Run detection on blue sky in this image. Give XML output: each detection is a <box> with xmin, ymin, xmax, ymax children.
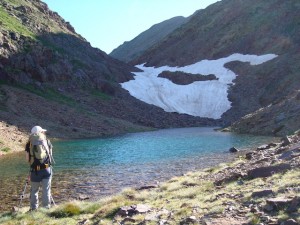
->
<box><xmin>43</xmin><ymin>0</ymin><xmax>220</xmax><ymax>54</ymax></box>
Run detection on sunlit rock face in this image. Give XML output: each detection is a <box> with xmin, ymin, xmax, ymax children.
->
<box><xmin>121</xmin><ymin>53</ymin><xmax>277</xmax><ymax>119</ymax></box>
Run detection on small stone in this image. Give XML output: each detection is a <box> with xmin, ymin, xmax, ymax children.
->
<box><xmin>77</xmin><ymin>195</ymin><xmax>90</xmax><ymax>200</ymax></box>
<box><xmin>257</xmin><ymin>144</ymin><xmax>269</xmax><ymax>150</ymax></box>
<box><xmin>250</xmin><ymin>205</ymin><xmax>259</xmax><ymax>213</ymax></box>
<box><xmin>11</xmin><ymin>206</ymin><xmax>18</xmax><ymax>212</ymax></box>
<box><xmin>180</xmin><ymin>216</ymin><xmax>198</xmax><ymax>224</ymax></box>
<box><xmin>77</xmin><ymin>219</ymin><xmax>89</xmax><ymax>225</ymax></box>
<box><xmin>159</xmin><ymin>219</ymin><xmax>168</xmax><ymax>225</ymax></box>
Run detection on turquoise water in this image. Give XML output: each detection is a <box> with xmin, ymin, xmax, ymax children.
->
<box><xmin>0</xmin><ymin>127</ymin><xmax>277</xmax><ymax>211</ymax></box>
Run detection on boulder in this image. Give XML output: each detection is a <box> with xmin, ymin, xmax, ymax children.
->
<box><xmin>251</xmin><ymin>189</ymin><xmax>274</xmax><ymax>198</ymax></box>
<box><xmin>117</xmin><ymin>204</ymin><xmax>151</xmax><ymax>217</ymax></box>
<box><xmin>279</xmin><ymin>149</ymin><xmax>300</xmax><ymax>160</ymax></box>
<box><xmin>266</xmin><ymin>197</ymin><xmax>293</xmax><ymax>210</ymax></box>
<box><xmin>287</xmin><ymin>196</ymin><xmax>300</xmax><ymax>212</ymax></box>
<box><xmin>282</xmin><ymin>136</ymin><xmax>293</xmax><ymax>146</ymax></box>
<box><xmin>247</xmin><ymin>163</ymin><xmax>291</xmax><ymax>178</ymax></box>
<box><xmin>281</xmin><ymin>219</ymin><xmax>299</xmax><ymax>225</ymax></box>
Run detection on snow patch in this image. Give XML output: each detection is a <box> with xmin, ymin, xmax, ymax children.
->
<box><xmin>121</xmin><ymin>53</ymin><xmax>278</xmax><ymax>119</ymax></box>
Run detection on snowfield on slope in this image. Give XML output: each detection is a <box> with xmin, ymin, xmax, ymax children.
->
<box><xmin>121</xmin><ymin>53</ymin><xmax>278</xmax><ymax>119</ymax></box>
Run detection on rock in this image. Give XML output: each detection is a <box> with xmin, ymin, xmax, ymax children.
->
<box><xmin>159</xmin><ymin>219</ymin><xmax>169</xmax><ymax>225</ymax></box>
<box><xmin>247</xmin><ymin>163</ymin><xmax>291</xmax><ymax>178</ymax></box>
<box><xmin>202</xmin><ymin>217</ymin><xmax>246</xmax><ymax>225</ymax></box>
<box><xmin>145</xmin><ymin>212</ymin><xmax>158</xmax><ymax>222</ymax></box>
<box><xmin>117</xmin><ymin>204</ymin><xmax>151</xmax><ymax>217</ymax></box>
<box><xmin>266</xmin><ymin>197</ymin><xmax>293</xmax><ymax>210</ymax></box>
<box><xmin>77</xmin><ymin>195</ymin><xmax>90</xmax><ymax>200</ymax></box>
<box><xmin>121</xmin><ymin>217</ymin><xmax>136</xmax><ymax>224</ymax></box>
<box><xmin>11</xmin><ymin>206</ymin><xmax>19</xmax><ymax>212</ymax></box>
<box><xmin>229</xmin><ymin>147</ymin><xmax>240</xmax><ymax>153</ymax></box>
<box><xmin>134</xmin><ymin>204</ymin><xmax>151</xmax><ymax>213</ymax></box>
<box><xmin>281</xmin><ymin>219</ymin><xmax>299</xmax><ymax>225</ymax></box>
<box><xmin>77</xmin><ymin>219</ymin><xmax>89</xmax><ymax>225</ymax></box>
<box><xmin>9</xmin><ymin>32</ymin><xmax>20</xmax><ymax>41</ymax></box>
<box><xmin>118</xmin><ymin>206</ymin><xmax>135</xmax><ymax>217</ymax></box>
<box><xmin>263</xmin><ymin>204</ymin><xmax>274</xmax><ymax>212</ymax></box>
<box><xmin>250</xmin><ymin>205</ymin><xmax>259</xmax><ymax>213</ymax></box>
<box><xmin>279</xmin><ymin>149</ymin><xmax>300</xmax><ymax>160</ymax></box>
<box><xmin>180</xmin><ymin>216</ymin><xmax>198</xmax><ymax>224</ymax></box>
<box><xmin>287</xmin><ymin>196</ymin><xmax>300</xmax><ymax>212</ymax></box>
<box><xmin>260</xmin><ymin>215</ymin><xmax>270</xmax><ymax>222</ymax></box>
<box><xmin>251</xmin><ymin>189</ymin><xmax>274</xmax><ymax>198</ymax></box>
<box><xmin>245</xmin><ymin>152</ymin><xmax>253</xmax><ymax>160</ymax></box>
<box><xmin>276</xmin><ymin>147</ymin><xmax>288</xmax><ymax>154</ymax></box>
<box><xmin>137</xmin><ymin>184</ymin><xmax>159</xmax><ymax>190</ymax></box>
<box><xmin>215</xmin><ymin>171</ymin><xmax>247</xmax><ymax>185</ymax></box>
<box><xmin>282</xmin><ymin>136</ymin><xmax>293</xmax><ymax>146</ymax></box>
<box><xmin>257</xmin><ymin>144</ymin><xmax>269</xmax><ymax>150</ymax></box>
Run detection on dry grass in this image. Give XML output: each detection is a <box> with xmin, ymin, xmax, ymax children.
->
<box><xmin>1</xmin><ymin>165</ymin><xmax>299</xmax><ymax>224</ymax></box>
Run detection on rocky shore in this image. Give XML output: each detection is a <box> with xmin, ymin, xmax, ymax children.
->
<box><xmin>1</xmin><ymin>131</ymin><xmax>299</xmax><ymax>224</ymax></box>
<box><xmin>102</xmin><ymin>131</ymin><xmax>300</xmax><ymax>225</ymax></box>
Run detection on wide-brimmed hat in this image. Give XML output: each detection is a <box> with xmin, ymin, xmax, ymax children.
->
<box><xmin>31</xmin><ymin>126</ymin><xmax>47</xmax><ymax>134</ymax></box>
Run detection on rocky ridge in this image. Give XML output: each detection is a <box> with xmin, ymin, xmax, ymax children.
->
<box><xmin>110</xmin><ymin>16</ymin><xmax>189</xmax><ymax>63</ymax></box>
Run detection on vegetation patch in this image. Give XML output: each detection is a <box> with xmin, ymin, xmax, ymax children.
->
<box><xmin>15</xmin><ymin>84</ymin><xmax>77</xmax><ymax>107</ymax></box>
<box><xmin>51</xmin><ymin>202</ymin><xmax>81</xmax><ymax>218</ymax></box>
<box><xmin>0</xmin><ymin>6</ymin><xmax>35</xmax><ymax>39</ymax></box>
<box><xmin>37</xmin><ymin>37</ymin><xmax>66</xmax><ymax>54</ymax></box>
<box><xmin>89</xmin><ymin>89</ymin><xmax>112</xmax><ymax>101</ymax></box>
<box><xmin>1</xmin><ymin>147</ymin><xmax>11</xmax><ymax>152</ymax></box>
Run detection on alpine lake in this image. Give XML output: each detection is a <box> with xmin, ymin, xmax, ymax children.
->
<box><xmin>0</xmin><ymin>127</ymin><xmax>278</xmax><ymax>212</ymax></box>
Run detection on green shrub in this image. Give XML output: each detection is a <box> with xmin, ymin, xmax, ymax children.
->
<box><xmin>51</xmin><ymin>202</ymin><xmax>81</xmax><ymax>218</ymax></box>
<box><xmin>1</xmin><ymin>147</ymin><xmax>11</xmax><ymax>152</ymax></box>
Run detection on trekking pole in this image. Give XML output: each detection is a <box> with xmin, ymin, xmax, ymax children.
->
<box><xmin>18</xmin><ymin>170</ymin><xmax>31</xmax><ymax>211</ymax></box>
<box><xmin>50</xmin><ymin>194</ymin><xmax>56</xmax><ymax>206</ymax></box>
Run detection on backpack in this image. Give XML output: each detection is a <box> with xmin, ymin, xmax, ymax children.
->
<box><xmin>29</xmin><ymin>132</ymin><xmax>50</xmax><ymax>166</ymax></box>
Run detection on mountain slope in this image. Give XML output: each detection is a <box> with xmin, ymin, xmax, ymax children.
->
<box><xmin>109</xmin><ymin>16</ymin><xmax>189</xmax><ymax>63</ymax></box>
<box><xmin>0</xmin><ymin>0</ymin><xmax>218</xmax><ymax>154</ymax></box>
<box><xmin>130</xmin><ymin>0</ymin><xmax>300</xmax><ymax>135</ymax></box>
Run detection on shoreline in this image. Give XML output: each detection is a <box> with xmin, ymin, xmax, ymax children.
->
<box><xmin>0</xmin><ymin>131</ymin><xmax>299</xmax><ymax>224</ymax></box>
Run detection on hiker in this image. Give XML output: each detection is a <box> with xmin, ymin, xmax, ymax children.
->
<box><xmin>25</xmin><ymin>126</ymin><xmax>54</xmax><ymax>210</ymax></box>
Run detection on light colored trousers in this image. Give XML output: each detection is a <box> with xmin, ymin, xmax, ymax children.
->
<box><xmin>30</xmin><ymin>175</ymin><xmax>52</xmax><ymax>209</ymax></box>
